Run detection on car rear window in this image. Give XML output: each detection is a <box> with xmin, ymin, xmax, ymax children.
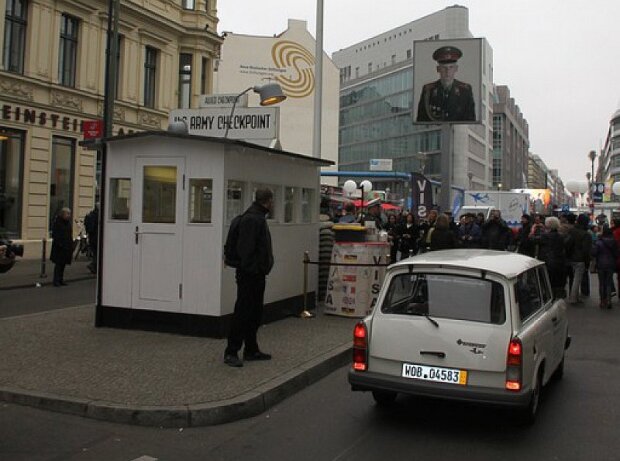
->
<box><xmin>381</xmin><ymin>273</ymin><xmax>506</xmax><ymax>324</ymax></box>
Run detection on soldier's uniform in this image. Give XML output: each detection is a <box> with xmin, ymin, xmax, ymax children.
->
<box><xmin>416</xmin><ymin>45</ymin><xmax>476</xmax><ymax>123</ymax></box>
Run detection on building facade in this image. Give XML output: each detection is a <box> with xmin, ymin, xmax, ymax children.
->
<box><xmin>492</xmin><ymin>85</ymin><xmax>529</xmax><ymax>190</ymax></box>
<box><xmin>333</xmin><ymin>5</ymin><xmax>494</xmax><ymax>197</ymax></box>
<box><xmin>212</xmin><ymin>19</ymin><xmax>339</xmax><ymax>170</ymax></box>
<box><xmin>599</xmin><ymin>108</ymin><xmax>620</xmax><ymax>193</ymax></box>
<box><xmin>0</xmin><ymin>0</ymin><xmax>221</xmax><ymax>245</ymax></box>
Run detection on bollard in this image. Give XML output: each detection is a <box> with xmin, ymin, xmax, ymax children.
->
<box><xmin>39</xmin><ymin>238</ymin><xmax>47</xmax><ymax>278</ymax></box>
<box><xmin>300</xmin><ymin>251</ymin><xmax>314</xmax><ymax>318</ymax></box>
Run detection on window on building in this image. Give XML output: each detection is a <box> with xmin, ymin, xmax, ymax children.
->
<box><xmin>144</xmin><ymin>46</ymin><xmax>158</xmax><ymax>108</ymax></box>
<box><xmin>226</xmin><ymin>180</ymin><xmax>245</xmax><ymax>224</ymax></box>
<box><xmin>178</xmin><ymin>53</ymin><xmax>192</xmax><ymax>108</ymax></box>
<box><xmin>3</xmin><ymin>0</ymin><xmax>27</xmax><ymax>74</ymax></box>
<box><xmin>58</xmin><ymin>14</ymin><xmax>79</xmax><ymax>87</ymax></box>
<box><xmin>188</xmin><ymin>178</ymin><xmax>212</xmax><ymax>223</ymax></box>
<box><xmin>391</xmin><ymin>54</ymin><xmax>396</xmax><ymax>65</ymax></box>
<box><xmin>0</xmin><ymin>129</ymin><xmax>24</xmax><ymax>238</ymax></box>
<box><xmin>368</xmin><ymin>62</ymin><xmax>372</xmax><ymax>73</ymax></box>
<box><xmin>406</xmin><ymin>49</ymin><xmax>412</xmax><ymax>59</ymax></box>
<box><xmin>182</xmin><ymin>0</ymin><xmax>195</xmax><ymax>9</ymax></box>
<box><xmin>201</xmin><ymin>57</ymin><xmax>209</xmax><ymax>94</ymax></box>
<box><xmin>49</xmin><ymin>137</ymin><xmax>75</xmax><ymax>229</ymax></box>
<box><xmin>355</xmin><ymin>67</ymin><xmax>359</xmax><ymax>79</ymax></box>
<box><xmin>109</xmin><ymin>178</ymin><xmax>131</xmax><ymax>220</ymax></box>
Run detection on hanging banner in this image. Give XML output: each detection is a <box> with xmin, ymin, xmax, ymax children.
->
<box><xmin>410</xmin><ymin>172</ymin><xmax>433</xmax><ymax>220</ymax></box>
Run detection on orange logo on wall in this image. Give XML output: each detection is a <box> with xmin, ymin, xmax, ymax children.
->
<box><xmin>271</xmin><ymin>41</ymin><xmax>315</xmax><ymax>98</ymax></box>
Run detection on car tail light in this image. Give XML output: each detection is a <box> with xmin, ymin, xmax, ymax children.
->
<box><xmin>505</xmin><ymin>338</ymin><xmax>522</xmax><ymax>391</ymax></box>
<box><xmin>353</xmin><ymin>322</ymin><xmax>368</xmax><ymax>371</ymax></box>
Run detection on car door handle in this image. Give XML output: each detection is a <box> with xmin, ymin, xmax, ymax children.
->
<box><xmin>420</xmin><ymin>351</ymin><xmax>446</xmax><ymax>358</ymax></box>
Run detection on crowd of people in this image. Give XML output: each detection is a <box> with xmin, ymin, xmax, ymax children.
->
<box><xmin>334</xmin><ymin>201</ymin><xmax>620</xmax><ymax>309</ymax></box>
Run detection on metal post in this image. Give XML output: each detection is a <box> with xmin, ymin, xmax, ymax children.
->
<box><xmin>96</xmin><ymin>0</ymin><xmax>119</xmax><ymax>326</ymax></box>
<box><xmin>39</xmin><ymin>238</ymin><xmax>47</xmax><ymax>278</ymax></box>
<box><xmin>439</xmin><ymin>124</ymin><xmax>453</xmax><ymax>213</ymax></box>
<box><xmin>300</xmin><ymin>251</ymin><xmax>314</xmax><ymax>318</ymax></box>
<box><xmin>312</xmin><ymin>0</ymin><xmax>324</xmax><ymax>159</ymax></box>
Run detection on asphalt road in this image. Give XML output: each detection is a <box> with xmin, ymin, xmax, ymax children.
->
<box><xmin>0</xmin><ymin>278</ymin><xmax>96</xmax><ymax>318</ymax></box>
<box><xmin>2</xmin><ymin>298</ymin><xmax>620</xmax><ymax>460</ymax></box>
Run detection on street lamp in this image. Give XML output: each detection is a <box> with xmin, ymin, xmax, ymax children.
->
<box><xmin>224</xmin><ymin>83</ymin><xmax>287</xmax><ymax>138</ymax></box>
<box><xmin>497</xmin><ymin>182</ymin><xmax>503</xmax><ymax>191</ymax></box>
<box><xmin>343</xmin><ymin>179</ymin><xmax>373</xmax><ymax>216</ymax></box>
<box><xmin>415</xmin><ymin>151</ymin><xmax>428</xmax><ymax>175</ymax></box>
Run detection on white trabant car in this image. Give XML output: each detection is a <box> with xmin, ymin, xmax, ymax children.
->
<box><xmin>348</xmin><ymin>250</ymin><xmax>570</xmax><ymax>423</ymax></box>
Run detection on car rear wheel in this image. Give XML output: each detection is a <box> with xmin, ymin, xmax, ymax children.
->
<box><xmin>552</xmin><ymin>355</ymin><xmax>565</xmax><ymax>381</ymax></box>
<box><xmin>516</xmin><ymin>369</ymin><xmax>542</xmax><ymax>425</ymax></box>
<box><xmin>372</xmin><ymin>390</ymin><xmax>397</xmax><ymax>406</ymax></box>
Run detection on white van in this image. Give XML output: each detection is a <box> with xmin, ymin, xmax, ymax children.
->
<box><xmin>348</xmin><ymin>250</ymin><xmax>570</xmax><ymax>423</ymax></box>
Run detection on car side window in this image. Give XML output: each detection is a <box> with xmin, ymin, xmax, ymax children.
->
<box><xmin>516</xmin><ymin>269</ymin><xmax>543</xmax><ymax>322</ymax></box>
<box><xmin>538</xmin><ymin>266</ymin><xmax>553</xmax><ymax>305</ymax></box>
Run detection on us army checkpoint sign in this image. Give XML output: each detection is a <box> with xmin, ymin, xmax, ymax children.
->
<box><xmin>170</xmin><ymin>107</ymin><xmax>279</xmax><ymax>140</ymax></box>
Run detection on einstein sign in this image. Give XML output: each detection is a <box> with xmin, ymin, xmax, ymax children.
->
<box><xmin>169</xmin><ymin>107</ymin><xmax>279</xmax><ymax>140</ymax></box>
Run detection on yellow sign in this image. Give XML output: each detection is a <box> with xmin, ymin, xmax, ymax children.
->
<box><xmin>271</xmin><ymin>41</ymin><xmax>315</xmax><ymax>98</ymax></box>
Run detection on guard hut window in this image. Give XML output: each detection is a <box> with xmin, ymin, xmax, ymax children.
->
<box><xmin>301</xmin><ymin>188</ymin><xmax>315</xmax><ymax>223</ymax></box>
<box><xmin>109</xmin><ymin>178</ymin><xmax>131</xmax><ymax>220</ymax></box>
<box><xmin>226</xmin><ymin>180</ymin><xmax>245</xmax><ymax>224</ymax></box>
<box><xmin>188</xmin><ymin>178</ymin><xmax>212</xmax><ymax>223</ymax></box>
<box><xmin>178</xmin><ymin>53</ymin><xmax>192</xmax><ymax>109</ymax></box>
<box><xmin>142</xmin><ymin>166</ymin><xmax>176</xmax><ymax>223</ymax></box>
<box><xmin>144</xmin><ymin>46</ymin><xmax>158</xmax><ymax>108</ymax></box>
<box><xmin>3</xmin><ymin>0</ymin><xmax>28</xmax><ymax>74</ymax></box>
<box><xmin>0</xmin><ymin>129</ymin><xmax>24</xmax><ymax>239</ymax></box>
<box><xmin>284</xmin><ymin>186</ymin><xmax>297</xmax><ymax>223</ymax></box>
<box><xmin>58</xmin><ymin>14</ymin><xmax>79</xmax><ymax>87</ymax></box>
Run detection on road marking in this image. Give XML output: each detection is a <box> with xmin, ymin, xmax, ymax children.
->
<box><xmin>130</xmin><ymin>456</ymin><xmax>158</xmax><ymax>461</ymax></box>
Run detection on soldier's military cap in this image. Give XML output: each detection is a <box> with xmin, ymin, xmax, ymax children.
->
<box><xmin>432</xmin><ymin>46</ymin><xmax>463</xmax><ymax>64</ymax></box>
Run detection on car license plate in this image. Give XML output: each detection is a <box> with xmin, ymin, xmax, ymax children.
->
<box><xmin>401</xmin><ymin>363</ymin><xmax>467</xmax><ymax>385</ymax></box>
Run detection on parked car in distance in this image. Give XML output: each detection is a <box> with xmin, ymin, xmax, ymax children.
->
<box><xmin>348</xmin><ymin>250</ymin><xmax>570</xmax><ymax>424</ymax></box>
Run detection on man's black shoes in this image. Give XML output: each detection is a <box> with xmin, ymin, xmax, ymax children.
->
<box><xmin>243</xmin><ymin>351</ymin><xmax>272</xmax><ymax>361</ymax></box>
<box><xmin>224</xmin><ymin>354</ymin><xmax>243</xmax><ymax>367</ymax></box>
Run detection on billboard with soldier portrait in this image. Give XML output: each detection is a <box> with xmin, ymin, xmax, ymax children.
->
<box><xmin>412</xmin><ymin>38</ymin><xmax>483</xmax><ymax>124</ymax></box>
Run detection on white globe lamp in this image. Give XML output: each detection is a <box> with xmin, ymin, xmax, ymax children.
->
<box><xmin>343</xmin><ymin>180</ymin><xmax>357</xmax><ymax>196</ymax></box>
<box><xmin>613</xmin><ymin>182</ymin><xmax>620</xmax><ymax>196</ymax></box>
<box><xmin>360</xmin><ymin>180</ymin><xmax>373</xmax><ymax>193</ymax></box>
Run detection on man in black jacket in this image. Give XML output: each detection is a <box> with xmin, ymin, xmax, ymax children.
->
<box><xmin>224</xmin><ymin>189</ymin><xmax>275</xmax><ymax>367</ymax></box>
<box><xmin>480</xmin><ymin>210</ymin><xmax>512</xmax><ymax>251</ymax></box>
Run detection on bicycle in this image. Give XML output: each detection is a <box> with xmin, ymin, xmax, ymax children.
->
<box><xmin>73</xmin><ymin>219</ymin><xmax>93</xmax><ymax>261</ymax></box>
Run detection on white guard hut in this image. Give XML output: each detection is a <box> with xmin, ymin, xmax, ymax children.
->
<box><xmin>96</xmin><ymin>131</ymin><xmax>332</xmax><ymax>337</ymax></box>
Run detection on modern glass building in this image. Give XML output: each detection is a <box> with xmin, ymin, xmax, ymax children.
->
<box><xmin>339</xmin><ymin>63</ymin><xmax>442</xmax><ymax>182</ymax></box>
<box><xmin>333</xmin><ymin>6</ymin><xmax>494</xmax><ymax>199</ymax></box>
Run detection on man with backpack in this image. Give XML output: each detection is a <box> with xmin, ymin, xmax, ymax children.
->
<box><xmin>223</xmin><ymin>188</ymin><xmax>274</xmax><ymax>367</ymax></box>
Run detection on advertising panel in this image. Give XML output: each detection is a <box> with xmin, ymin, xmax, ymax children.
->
<box><xmin>413</xmin><ymin>38</ymin><xmax>483</xmax><ymax>124</ymax></box>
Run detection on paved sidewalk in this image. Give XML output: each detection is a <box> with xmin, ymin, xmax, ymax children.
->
<box><xmin>0</xmin><ymin>304</ymin><xmax>356</xmax><ymax>427</ymax></box>
<box><xmin>0</xmin><ymin>257</ymin><xmax>95</xmax><ymax>290</ymax></box>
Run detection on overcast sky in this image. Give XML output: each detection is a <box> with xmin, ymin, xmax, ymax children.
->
<box><xmin>217</xmin><ymin>0</ymin><xmax>620</xmax><ymax>184</ymax></box>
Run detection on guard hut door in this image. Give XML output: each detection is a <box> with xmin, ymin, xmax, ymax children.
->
<box><xmin>132</xmin><ymin>157</ymin><xmax>185</xmax><ymax>312</ymax></box>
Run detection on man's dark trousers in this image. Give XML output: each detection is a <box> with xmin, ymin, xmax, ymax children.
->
<box><xmin>53</xmin><ymin>263</ymin><xmax>66</xmax><ymax>285</ymax></box>
<box><xmin>226</xmin><ymin>270</ymin><xmax>266</xmax><ymax>355</ymax></box>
